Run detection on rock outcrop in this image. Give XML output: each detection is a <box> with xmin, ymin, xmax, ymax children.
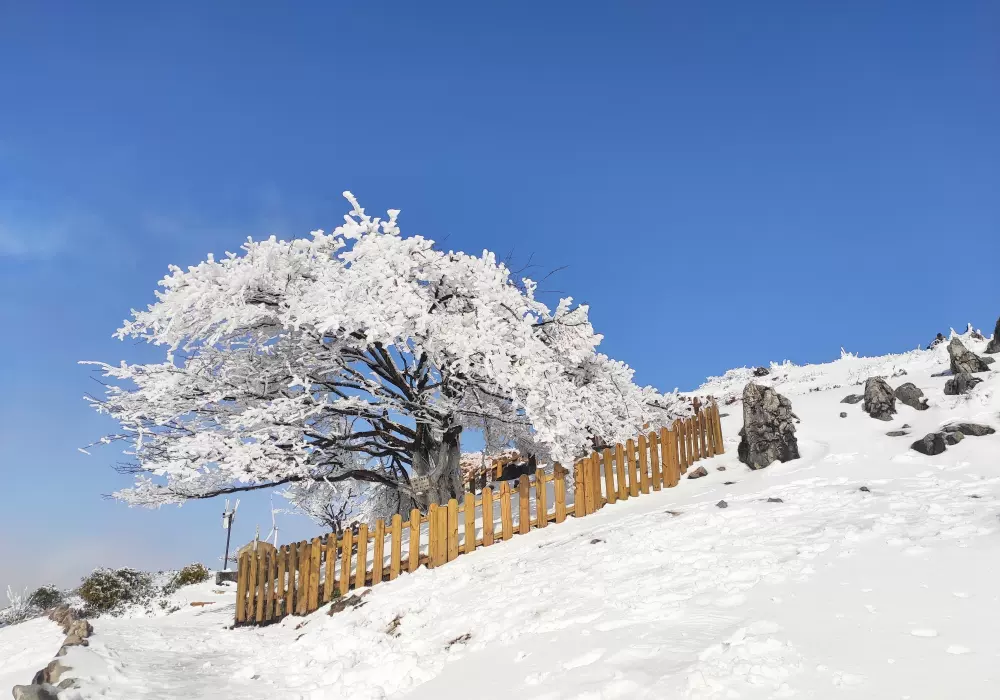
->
<box><xmin>737</xmin><ymin>383</ymin><xmax>799</xmax><ymax>470</ymax></box>
<box><xmin>14</xmin><ymin>606</ymin><xmax>94</xmax><ymax>698</ymax></box>
<box><xmin>986</xmin><ymin>317</ymin><xmax>1000</xmax><ymax>354</ymax></box>
<box><xmin>943</xmin><ymin>373</ymin><xmax>983</xmax><ymax>396</ymax></box>
<box><xmin>863</xmin><ymin>377</ymin><xmax>896</xmax><ymax>421</ymax></box>
<box><xmin>894</xmin><ymin>383</ymin><xmax>929</xmax><ymax>411</ymax></box>
<box><xmin>943</xmin><ymin>422</ymin><xmax>996</xmax><ymax>437</ymax></box>
<box><xmin>948</xmin><ymin>337</ymin><xmax>990</xmax><ymax>375</ymax></box>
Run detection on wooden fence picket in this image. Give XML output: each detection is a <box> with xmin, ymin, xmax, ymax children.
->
<box><xmin>323</xmin><ymin>537</ymin><xmax>336</xmax><ymax>602</ymax></box>
<box><xmin>355</xmin><ymin>524</ymin><xmax>368</xmax><ymax>589</ymax></box>
<box><xmin>601</xmin><ymin>448</ymin><xmax>616</xmax><ymax>505</ymax></box>
<box><xmin>464</xmin><ymin>493</ymin><xmax>477</xmax><ymax>553</ymax></box>
<box><xmin>482</xmin><ymin>487</ymin><xmax>495</xmax><ymax>546</ymax></box>
<box><xmin>518</xmin><ymin>476</ymin><xmax>531</xmax><ymax>535</ymax></box>
<box><xmin>263</xmin><ymin>549</ymin><xmax>275</xmax><ymax>621</ymax></box>
<box><xmin>308</xmin><ymin>537</ymin><xmax>322</xmax><ymax>611</ymax></box>
<box><xmin>235</xmin><ymin>552</ymin><xmax>249</xmax><ymax>623</ymax></box>
<box><xmin>554</xmin><ymin>465</ymin><xmax>567</xmax><ymax>523</ymax></box>
<box><xmin>614</xmin><ymin>444</ymin><xmax>627</xmax><ymax>501</ymax></box>
<box><xmin>275</xmin><ymin>546</ymin><xmax>287</xmax><ymax>617</ymax></box>
<box><xmin>573</xmin><ymin>462</ymin><xmax>585</xmax><ymax>518</ymax></box>
<box><xmin>535</xmin><ymin>467</ymin><xmax>548</xmax><ymax>527</ymax></box>
<box><xmin>648</xmin><ymin>431</ymin><xmax>661</xmax><ymax>491</ymax></box>
<box><xmin>254</xmin><ymin>550</ymin><xmax>266</xmax><ymax>623</ymax></box>
<box><xmin>500</xmin><ymin>482</ymin><xmax>514</xmax><ymax>540</ymax></box>
<box><xmin>626</xmin><ymin>439</ymin><xmax>639</xmax><ymax>498</ymax></box>
<box><xmin>373</xmin><ymin>519</ymin><xmax>386</xmax><ymax>585</ymax></box>
<box><xmin>447</xmin><ymin>499</ymin><xmax>460</xmax><ymax>562</ymax></box>
<box><xmin>638</xmin><ymin>434</ymin><xmax>650</xmax><ymax>494</ymax></box>
<box><xmin>408</xmin><ymin>509</ymin><xmax>420</xmax><ymax>573</ymax></box>
<box><xmin>390</xmin><ymin>514</ymin><xmax>403</xmax><ymax>581</ymax></box>
<box><xmin>339</xmin><ymin>529</ymin><xmax>353</xmax><ymax>597</ymax></box>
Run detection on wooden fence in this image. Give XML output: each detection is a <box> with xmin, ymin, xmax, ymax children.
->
<box><xmin>234</xmin><ymin>402</ymin><xmax>725</xmax><ymax>625</ymax></box>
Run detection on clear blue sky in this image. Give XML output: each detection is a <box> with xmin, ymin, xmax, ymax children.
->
<box><xmin>1</xmin><ymin>1</ymin><xmax>997</xmax><ymax>591</ymax></box>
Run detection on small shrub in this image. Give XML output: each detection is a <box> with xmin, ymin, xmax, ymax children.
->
<box><xmin>78</xmin><ymin>568</ymin><xmax>154</xmax><ymax>616</ymax></box>
<box><xmin>163</xmin><ymin>563</ymin><xmax>210</xmax><ymax>595</ymax></box>
<box><xmin>0</xmin><ymin>586</ymin><xmax>38</xmax><ymax>627</ymax></box>
<box><xmin>28</xmin><ymin>584</ymin><xmax>64</xmax><ymax>611</ymax></box>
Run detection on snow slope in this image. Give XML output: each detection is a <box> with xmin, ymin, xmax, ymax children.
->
<box><xmin>49</xmin><ymin>330</ymin><xmax>1000</xmax><ymax>699</ymax></box>
<box><xmin>0</xmin><ymin>616</ymin><xmax>65</xmax><ymax>691</ymax></box>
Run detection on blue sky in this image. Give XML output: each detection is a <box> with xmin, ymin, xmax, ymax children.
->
<box><xmin>1</xmin><ymin>1</ymin><xmax>997</xmax><ymax>591</ymax></box>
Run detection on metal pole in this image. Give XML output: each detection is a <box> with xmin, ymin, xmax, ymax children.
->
<box><xmin>223</xmin><ymin>524</ymin><xmax>233</xmax><ymax>571</ymax></box>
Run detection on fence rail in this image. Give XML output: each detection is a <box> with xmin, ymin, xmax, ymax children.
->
<box><xmin>234</xmin><ymin>402</ymin><xmax>725</xmax><ymax>625</ymax></box>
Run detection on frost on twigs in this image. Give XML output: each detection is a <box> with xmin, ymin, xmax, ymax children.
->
<box><xmin>81</xmin><ymin>193</ymin><xmax>686</xmax><ymax>516</ymax></box>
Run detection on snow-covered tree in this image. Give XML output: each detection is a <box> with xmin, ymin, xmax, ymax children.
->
<box><xmin>83</xmin><ymin>193</ymin><xmax>683</xmax><ymax>515</ymax></box>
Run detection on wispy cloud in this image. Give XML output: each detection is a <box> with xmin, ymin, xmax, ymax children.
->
<box><xmin>0</xmin><ymin>221</ymin><xmax>70</xmax><ymax>259</ymax></box>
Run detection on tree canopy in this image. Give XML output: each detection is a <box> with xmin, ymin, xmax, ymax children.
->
<box><xmin>83</xmin><ymin>193</ymin><xmax>684</xmax><ymax>513</ymax></box>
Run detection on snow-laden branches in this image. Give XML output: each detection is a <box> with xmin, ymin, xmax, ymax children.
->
<box><xmin>83</xmin><ymin>193</ymin><xmax>683</xmax><ymax>512</ymax></box>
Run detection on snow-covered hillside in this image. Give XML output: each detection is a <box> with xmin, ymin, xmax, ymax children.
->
<box><xmin>11</xmin><ymin>329</ymin><xmax>1000</xmax><ymax>699</ymax></box>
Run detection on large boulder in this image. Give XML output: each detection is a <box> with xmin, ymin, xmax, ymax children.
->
<box><xmin>911</xmin><ymin>432</ymin><xmax>947</xmax><ymax>456</ymax></box>
<box><xmin>948</xmin><ymin>337</ymin><xmax>990</xmax><ymax>375</ymax></box>
<box><xmin>737</xmin><ymin>383</ymin><xmax>800</xmax><ymax>470</ymax></box>
<box><xmin>943</xmin><ymin>373</ymin><xmax>983</xmax><ymax>396</ymax></box>
<box><xmin>863</xmin><ymin>377</ymin><xmax>896</xmax><ymax>421</ymax></box>
<box><xmin>893</xmin><ymin>383</ymin><xmax>928</xmax><ymax>411</ymax></box>
<box><xmin>986</xmin><ymin>317</ymin><xmax>1000</xmax><ymax>354</ymax></box>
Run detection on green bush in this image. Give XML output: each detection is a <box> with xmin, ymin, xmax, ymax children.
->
<box><xmin>163</xmin><ymin>563</ymin><xmax>210</xmax><ymax>594</ymax></box>
<box><xmin>28</xmin><ymin>585</ymin><xmax>64</xmax><ymax>611</ymax></box>
<box><xmin>78</xmin><ymin>568</ymin><xmax>154</xmax><ymax>616</ymax></box>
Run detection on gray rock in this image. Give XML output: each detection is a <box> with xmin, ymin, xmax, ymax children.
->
<box><xmin>12</xmin><ymin>685</ymin><xmax>60</xmax><ymax>700</ymax></box>
<box><xmin>944</xmin><ymin>373</ymin><xmax>983</xmax><ymax>395</ymax></box>
<box><xmin>859</xmin><ymin>486</ymin><xmax>870</xmax><ymax>492</ymax></box>
<box><xmin>985</xmin><ymin>357</ymin><xmax>996</xmax><ymax>365</ymax></box>
<box><xmin>943</xmin><ymin>423</ymin><xmax>996</xmax><ymax>437</ymax></box>
<box><xmin>716</xmin><ymin>500</ymin><xmax>728</xmax><ymax>508</ymax></box>
<box><xmin>863</xmin><ymin>377</ymin><xmax>897</xmax><ymax>421</ymax></box>
<box><xmin>840</xmin><ymin>412</ymin><xmax>848</xmax><ymax>418</ymax></box>
<box><xmin>987</xmin><ymin>317</ymin><xmax>1000</xmax><ymax>354</ymax></box>
<box><xmin>886</xmin><ymin>430</ymin><xmax>910</xmax><ymax>437</ymax></box>
<box><xmin>687</xmin><ymin>466</ymin><xmax>708</xmax><ymax>479</ymax></box>
<box><xmin>948</xmin><ymin>337</ymin><xmax>991</xmax><ymax>374</ymax></box>
<box><xmin>65</xmin><ymin>619</ymin><xmax>92</xmax><ymax>640</ymax></box>
<box><xmin>766</xmin><ymin>497</ymin><xmax>784</xmax><ymax>503</ymax></box>
<box><xmin>841</xmin><ymin>394</ymin><xmax>864</xmax><ymax>404</ymax></box>
<box><xmin>911</xmin><ymin>433</ymin><xmax>948</xmax><ymax>456</ymax></box>
<box><xmin>737</xmin><ymin>383</ymin><xmax>800</xmax><ymax>470</ymax></box>
<box><xmin>894</xmin><ymin>383</ymin><xmax>929</xmax><ymax>411</ymax></box>
<box><xmin>753</xmin><ymin>366</ymin><xmax>770</xmax><ymax>377</ymax></box>
<box><xmin>945</xmin><ymin>431</ymin><xmax>965</xmax><ymax>446</ymax></box>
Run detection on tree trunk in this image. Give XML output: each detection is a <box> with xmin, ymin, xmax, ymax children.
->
<box><xmin>410</xmin><ymin>420</ymin><xmax>464</xmax><ymax>510</ymax></box>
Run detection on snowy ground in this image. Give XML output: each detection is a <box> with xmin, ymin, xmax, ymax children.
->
<box><xmin>0</xmin><ymin>616</ymin><xmax>65</xmax><ymax>691</ymax></box>
<box><xmin>39</xmin><ymin>331</ymin><xmax>1000</xmax><ymax>698</ymax></box>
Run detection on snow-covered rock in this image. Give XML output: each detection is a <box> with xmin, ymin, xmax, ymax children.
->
<box><xmin>737</xmin><ymin>383</ymin><xmax>800</xmax><ymax>470</ymax></box>
<box><xmin>863</xmin><ymin>377</ymin><xmax>897</xmax><ymax>421</ymax></box>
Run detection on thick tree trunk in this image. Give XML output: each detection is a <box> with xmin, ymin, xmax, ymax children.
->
<box><xmin>410</xmin><ymin>420</ymin><xmax>464</xmax><ymax>510</ymax></box>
